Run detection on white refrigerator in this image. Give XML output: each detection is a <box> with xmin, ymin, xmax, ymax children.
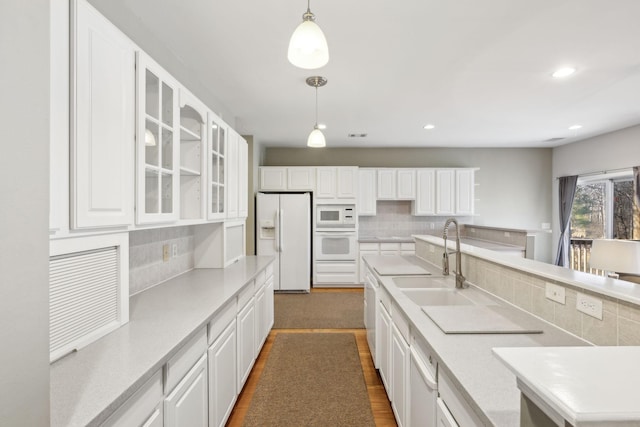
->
<box><xmin>256</xmin><ymin>192</ymin><xmax>311</xmax><ymax>292</ymax></box>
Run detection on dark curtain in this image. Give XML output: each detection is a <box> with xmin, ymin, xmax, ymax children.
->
<box><xmin>555</xmin><ymin>175</ymin><xmax>578</xmax><ymax>266</ymax></box>
<box><xmin>634</xmin><ymin>167</ymin><xmax>640</xmax><ymax>240</ymax></box>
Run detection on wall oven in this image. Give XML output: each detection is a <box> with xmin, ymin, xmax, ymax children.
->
<box><xmin>315</xmin><ymin>231</ymin><xmax>358</xmax><ymax>261</ymax></box>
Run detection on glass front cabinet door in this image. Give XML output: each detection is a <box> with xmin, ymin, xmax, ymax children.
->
<box><xmin>208</xmin><ymin>113</ymin><xmax>227</xmax><ymax>220</ymax></box>
<box><xmin>136</xmin><ymin>52</ymin><xmax>180</xmax><ymax>224</ymax></box>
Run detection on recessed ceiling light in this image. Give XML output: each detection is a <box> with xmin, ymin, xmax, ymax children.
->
<box><xmin>552</xmin><ymin>67</ymin><xmax>576</xmax><ymax>78</ymax></box>
<box><xmin>317</xmin><ymin>123</ymin><xmax>326</xmax><ymax>130</ymax></box>
<box><xmin>568</xmin><ymin>124</ymin><xmax>582</xmax><ymax>130</ymax></box>
<box><xmin>423</xmin><ymin>124</ymin><xmax>435</xmax><ymax>130</ymax></box>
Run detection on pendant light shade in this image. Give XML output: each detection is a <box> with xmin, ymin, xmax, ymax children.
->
<box><xmin>306</xmin><ymin>76</ymin><xmax>327</xmax><ymax>148</ymax></box>
<box><xmin>288</xmin><ymin>1</ymin><xmax>329</xmax><ymax>69</ymax></box>
<box><xmin>307</xmin><ymin>127</ymin><xmax>326</xmax><ymax>147</ymax></box>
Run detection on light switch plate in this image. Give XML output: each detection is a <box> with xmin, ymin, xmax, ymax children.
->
<box><xmin>545</xmin><ymin>282</ymin><xmax>565</xmax><ymax>304</ymax></box>
<box><xmin>577</xmin><ymin>292</ymin><xmax>603</xmax><ymax>320</ymax></box>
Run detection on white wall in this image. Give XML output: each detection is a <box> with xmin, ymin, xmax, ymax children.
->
<box><xmin>551</xmin><ymin>124</ymin><xmax>640</xmax><ymax>260</ymax></box>
<box><xmin>0</xmin><ymin>1</ymin><xmax>51</xmax><ymax>425</ymax></box>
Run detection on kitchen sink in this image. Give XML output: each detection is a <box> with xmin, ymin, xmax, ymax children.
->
<box><xmin>392</xmin><ymin>276</ymin><xmax>449</xmax><ymax>289</ymax></box>
<box><xmin>402</xmin><ymin>288</ymin><xmax>475</xmax><ymax>306</ymax></box>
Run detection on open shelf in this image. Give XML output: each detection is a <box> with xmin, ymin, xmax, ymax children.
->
<box><xmin>180</xmin><ymin>126</ymin><xmax>200</xmax><ymax>142</ymax></box>
<box><xmin>180</xmin><ymin>166</ymin><xmax>201</xmax><ymax>176</ymax></box>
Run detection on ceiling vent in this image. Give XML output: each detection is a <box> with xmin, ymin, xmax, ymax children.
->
<box><xmin>544</xmin><ymin>137</ymin><xmax>566</xmax><ymax>143</ymax></box>
<box><xmin>348</xmin><ymin>133</ymin><xmax>367</xmax><ymax>138</ymax></box>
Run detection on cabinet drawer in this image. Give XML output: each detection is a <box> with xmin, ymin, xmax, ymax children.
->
<box><xmin>254</xmin><ymin>269</ymin><xmax>266</xmax><ymax>288</ymax></box>
<box><xmin>391</xmin><ymin>304</ymin><xmax>410</xmax><ymax>342</ymax></box>
<box><xmin>237</xmin><ymin>280</ymin><xmax>255</xmax><ymax>311</ymax></box>
<box><xmin>380</xmin><ymin>243</ymin><xmax>400</xmax><ymax>251</ymax></box>
<box><xmin>360</xmin><ymin>242</ymin><xmax>379</xmax><ymax>251</ymax></box>
<box><xmin>164</xmin><ymin>328</ymin><xmax>207</xmax><ymax>394</ymax></box>
<box><xmin>380</xmin><ymin>286</ymin><xmax>391</xmax><ymax>311</ymax></box>
<box><xmin>208</xmin><ymin>300</ymin><xmax>237</xmax><ymax>345</ymax></box>
<box><xmin>102</xmin><ymin>370</ymin><xmax>163</xmax><ymax>427</ymax></box>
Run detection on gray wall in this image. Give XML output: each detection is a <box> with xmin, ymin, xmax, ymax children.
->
<box><xmin>0</xmin><ymin>1</ymin><xmax>51</xmax><ymax>425</ymax></box>
<box><xmin>551</xmin><ymin>124</ymin><xmax>640</xmax><ymax>260</ymax></box>
<box><xmin>264</xmin><ymin>147</ymin><xmax>554</xmax><ymax>261</ymax></box>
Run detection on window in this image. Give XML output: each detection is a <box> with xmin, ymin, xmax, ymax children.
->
<box><xmin>569</xmin><ymin>170</ymin><xmax>635</xmax><ymax>273</ymax></box>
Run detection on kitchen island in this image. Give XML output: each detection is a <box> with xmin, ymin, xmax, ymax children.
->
<box><xmin>364</xmin><ymin>234</ymin><xmax>640</xmax><ymax>426</ymax></box>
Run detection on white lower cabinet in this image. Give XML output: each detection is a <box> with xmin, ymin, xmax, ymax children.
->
<box><xmin>378</xmin><ymin>300</ymin><xmax>392</xmax><ymax>394</ymax></box>
<box><xmin>391</xmin><ymin>324</ymin><xmax>409</xmax><ymax>427</ymax></box>
<box><xmin>255</xmin><ymin>284</ymin><xmax>266</xmax><ymax>352</ymax></box>
<box><xmin>208</xmin><ymin>319</ymin><xmax>237</xmax><ymax>427</ymax></box>
<box><xmin>237</xmin><ymin>297</ymin><xmax>256</xmax><ymax>391</ymax></box>
<box><xmin>436</xmin><ymin>398</ymin><xmax>459</xmax><ymax>427</ymax></box>
<box><xmin>164</xmin><ymin>353</ymin><xmax>208</xmax><ymax>427</ymax></box>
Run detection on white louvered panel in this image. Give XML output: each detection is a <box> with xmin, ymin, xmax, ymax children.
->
<box><xmin>50</xmin><ymin>246</ymin><xmax>120</xmax><ymax>360</ymax></box>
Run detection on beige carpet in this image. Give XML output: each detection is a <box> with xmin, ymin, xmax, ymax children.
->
<box><xmin>273</xmin><ymin>292</ymin><xmax>364</xmax><ymax>329</ymax></box>
<box><xmin>242</xmin><ymin>333</ymin><xmax>375</xmax><ymax>427</ymax></box>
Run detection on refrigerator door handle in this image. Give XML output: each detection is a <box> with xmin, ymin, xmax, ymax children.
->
<box><xmin>275</xmin><ymin>210</ymin><xmax>280</xmax><ymax>252</ymax></box>
<box><xmin>279</xmin><ymin>209</ymin><xmax>284</xmax><ymax>252</ymax></box>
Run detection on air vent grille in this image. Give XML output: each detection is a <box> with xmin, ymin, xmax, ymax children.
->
<box><xmin>49</xmin><ymin>246</ymin><xmax>120</xmax><ymax>361</ymax></box>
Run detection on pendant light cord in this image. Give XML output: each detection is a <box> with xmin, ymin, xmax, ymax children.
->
<box><xmin>314</xmin><ymin>86</ymin><xmax>319</xmax><ymax>128</ymax></box>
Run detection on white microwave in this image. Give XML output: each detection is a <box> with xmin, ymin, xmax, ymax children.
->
<box><xmin>316</xmin><ymin>205</ymin><xmax>356</xmax><ymax>229</ymax></box>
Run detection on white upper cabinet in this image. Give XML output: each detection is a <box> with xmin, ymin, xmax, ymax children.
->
<box><xmin>71</xmin><ymin>0</ymin><xmax>135</xmax><ymax>229</ymax></box>
<box><xmin>377</xmin><ymin>169</ymin><xmax>415</xmax><ymax>200</ymax></box>
<box><xmin>287</xmin><ymin>167</ymin><xmax>316</xmax><ymax>190</ymax></box>
<box><xmin>259</xmin><ymin>167</ymin><xmax>287</xmax><ymax>191</ymax></box>
<box><xmin>358</xmin><ymin>168</ymin><xmax>377</xmax><ymax>216</ymax></box>
<box><xmin>455</xmin><ymin>169</ymin><xmax>475</xmax><ymax>215</ymax></box>
<box><xmin>413</xmin><ymin>169</ymin><xmax>436</xmax><ymax>216</ymax></box>
<box><xmin>226</xmin><ymin>130</ymin><xmax>239</xmax><ymax>219</ymax></box>
<box><xmin>396</xmin><ymin>169</ymin><xmax>416</xmax><ymax>199</ymax></box>
<box><xmin>238</xmin><ymin>136</ymin><xmax>248</xmax><ymax>218</ymax></box>
<box><xmin>207</xmin><ymin>113</ymin><xmax>226</xmax><ymax>221</ymax></box>
<box><xmin>317</xmin><ymin>167</ymin><xmax>358</xmax><ymax>199</ymax></box>
<box><xmin>377</xmin><ymin>169</ymin><xmax>396</xmax><ymax>199</ymax></box>
<box><xmin>135</xmin><ymin>52</ymin><xmax>180</xmax><ymax>224</ymax></box>
<box><xmin>436</xmin><ymin>169</ymin><xmax>455</xmax><ymax>215</ymax></box>
<box><xmin>179</xmin><ymin>88</ymin><xmax>207</xmax><ymax>222</ymax></box>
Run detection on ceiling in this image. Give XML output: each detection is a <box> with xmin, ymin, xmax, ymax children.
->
<box><xmin>90</xmin><ymin>0</ymin><xmax>640</xmax><ymax>148</ymax></box>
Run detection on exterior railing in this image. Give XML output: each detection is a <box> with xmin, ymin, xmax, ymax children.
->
<box><xmin>569</xmin><ymin>238</ymin><xmax>605</xmax><ymax>276</ymax></box>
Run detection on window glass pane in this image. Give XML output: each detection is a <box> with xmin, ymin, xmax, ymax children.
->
<box><xmin>161</xmin><ymin>82</ymin><xmax>173</xmax><ymax>127</ymax></box>
<box><xmin>571</xmin><ymin>183</ymin><xmax>606</xmax><ymax>239</ymax></box>
<box><xmin>613</xmin><ymin>180</ymin><xmax>634</xmax><ymax>239</ymax></box>
<box><xmin>145</xmin><ymin>70</ymin><xmax>159</xmax><ymax>119</ymax></box>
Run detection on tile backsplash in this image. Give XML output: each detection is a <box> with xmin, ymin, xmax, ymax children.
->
<box><xmin>129</xmin><ymin>226</ymin><xmax>195</xmax><ymax>295</ymax></box>
<box><xmin>415</xmin><ymin>239</ymin><xmax>640</xmax><ymax>346</ymax></box>
<box><xmin>359</xmin><ymin>201</ymin><xmax>472</xmax><ymax>238</ymax></box>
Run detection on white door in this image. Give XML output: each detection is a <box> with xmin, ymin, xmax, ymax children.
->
<box><xmin>238</xmin><ymin>137</ymin><xmax>248</xmax><ymax>218</ymax></box>
<box><xmin>260</xmin><ymin>167</ymin><xmax>287</xmax><ymax>191</ymax></box>
<box><xmin>337</xmin><ymin>167</ymin><xmax>358</xmax><ymax>198</ymax></box>
<box><xmin>455</xmin><ymin>169</ymin><xmax>475</xmax><ymax>215</ymax></box>
<box><xmin>208</xmin><ymin>320</ymin><xmax>237</xmax><ymax>427</ymax></box>
<box><xmin>72</xmin><ymin>0</ymin><xmax>135</xmax><ymax>229</ymax></box>
<box><xmin>397</xmin><ymin>169</ymin><xmax>416</xmax><ymax>199</ymax></box>
<box><xmin>378</xmin><ymin>302</ymin><xmax>392</xmax><ymax>394</ymax></box>
<box><xmin>391</xmin><ymin>325</ymin><xmax>409</xmax><ymax>427</ymax></box>
<box><xmin>316</xmin><ymin>167</ymin><xmax>336</xmax><ymax>198</ymax></box>
<box><xmin>409</xmin><ymin>347</ymin><xmax>437</xmax><ymax>427</ymax></box>
<box><xmin>255</xmin><ymin>286</ymin><xmax>266</xmax><ymax>351</ymax></box>
<box><xmin>279</xmin><ymin>193</ymin><xmax>311</xmax><ymax>291</ymax></box>
<box><xmin>288</xmin><ymin>167</ymin><xmax>316</xmax><ymax>190</ymax></box>
<box><xmin>414</xmin><ymin>169</ymin><xmax>436</xmax><ymax>215</ymax></box>
<box><xmin>226</xmin><ymin>130</ymin><xmax>239</xmax><ymax>219</ymax></box>
<box><xmin>265</xmin><ymin>276</ymin><xmax>275</xmax><ymax>332</ymax></box>
<box><xmin>164</xmin><ymin>354</ymin><xmax>208</xmax><ymax>427</ymax></box>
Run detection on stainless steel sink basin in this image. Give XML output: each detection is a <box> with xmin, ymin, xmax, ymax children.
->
<box><xmin>392</xmin><ymin>276</ymin><xmax>449</xmax><ymax>289</ymax></box>
<box><xmin>402</xmin><ymin>288</ymin><xmax>475</xmax><ymax>306</ymax></box>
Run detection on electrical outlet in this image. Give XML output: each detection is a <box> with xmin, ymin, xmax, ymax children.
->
<box><xmin>545</xmin><ymin>282</ymin><xmax>565</xmax><ymax>304</ymax></box>
<box><xmin>163</xmin><ymin>244</ymin><xmax>170</xmax><ymax>262</ymax></box>
<box><xmin>577</xmin><ymin>292</ymin><xmax>603</xmax><ymax>320</ymax></box>
<box><xmin>172</xmin><ymin>244</ymin><xmax>178</xmax><ymax>258</ymax></box>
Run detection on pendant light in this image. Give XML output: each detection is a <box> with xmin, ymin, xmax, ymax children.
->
<box><xmin>306</xmin><ymin>76</ymin><xmax>327</xmax><ymax>148</ymax></box>
<box><xmin>288</xmin><ymin>0</ymin><xmax>329</xmax><ymax>69</ymax></box>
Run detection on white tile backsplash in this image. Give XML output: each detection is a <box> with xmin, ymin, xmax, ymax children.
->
<box><xmin>129</xmin><ymin>226</ymin><xmax>195</xmax><ymax>295</ymax></box>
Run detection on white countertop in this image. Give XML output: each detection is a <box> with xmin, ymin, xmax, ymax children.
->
<box><xmin>414</xmin><ymin>234</ymin><xmax>640</xmax><ymax>306</ymax></box>
<box><xmin>363</xmin><ymin>254</ymin><xmax>590</xmax><ymax>427</ymax></box>
<box><xmin>50</xmin><ymin>256</ymin><xmax>274</xmax><ymax>427</ymax></box>
<box><xmin>493</xmin><ymin>346</ymin><xmax>640</xmax><ymax>426</ymax></box>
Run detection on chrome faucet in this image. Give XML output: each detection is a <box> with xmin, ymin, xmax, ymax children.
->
<box><xmin>443</xmin><ymin>218</ymin><xmax>466</xmax><ymax>289</ymax></box>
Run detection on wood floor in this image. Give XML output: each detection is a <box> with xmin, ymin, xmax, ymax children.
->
<box><xmin>226</xmin><ymin>288</ymin><xmax>397</xmax><ymax>427</ymax></box>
